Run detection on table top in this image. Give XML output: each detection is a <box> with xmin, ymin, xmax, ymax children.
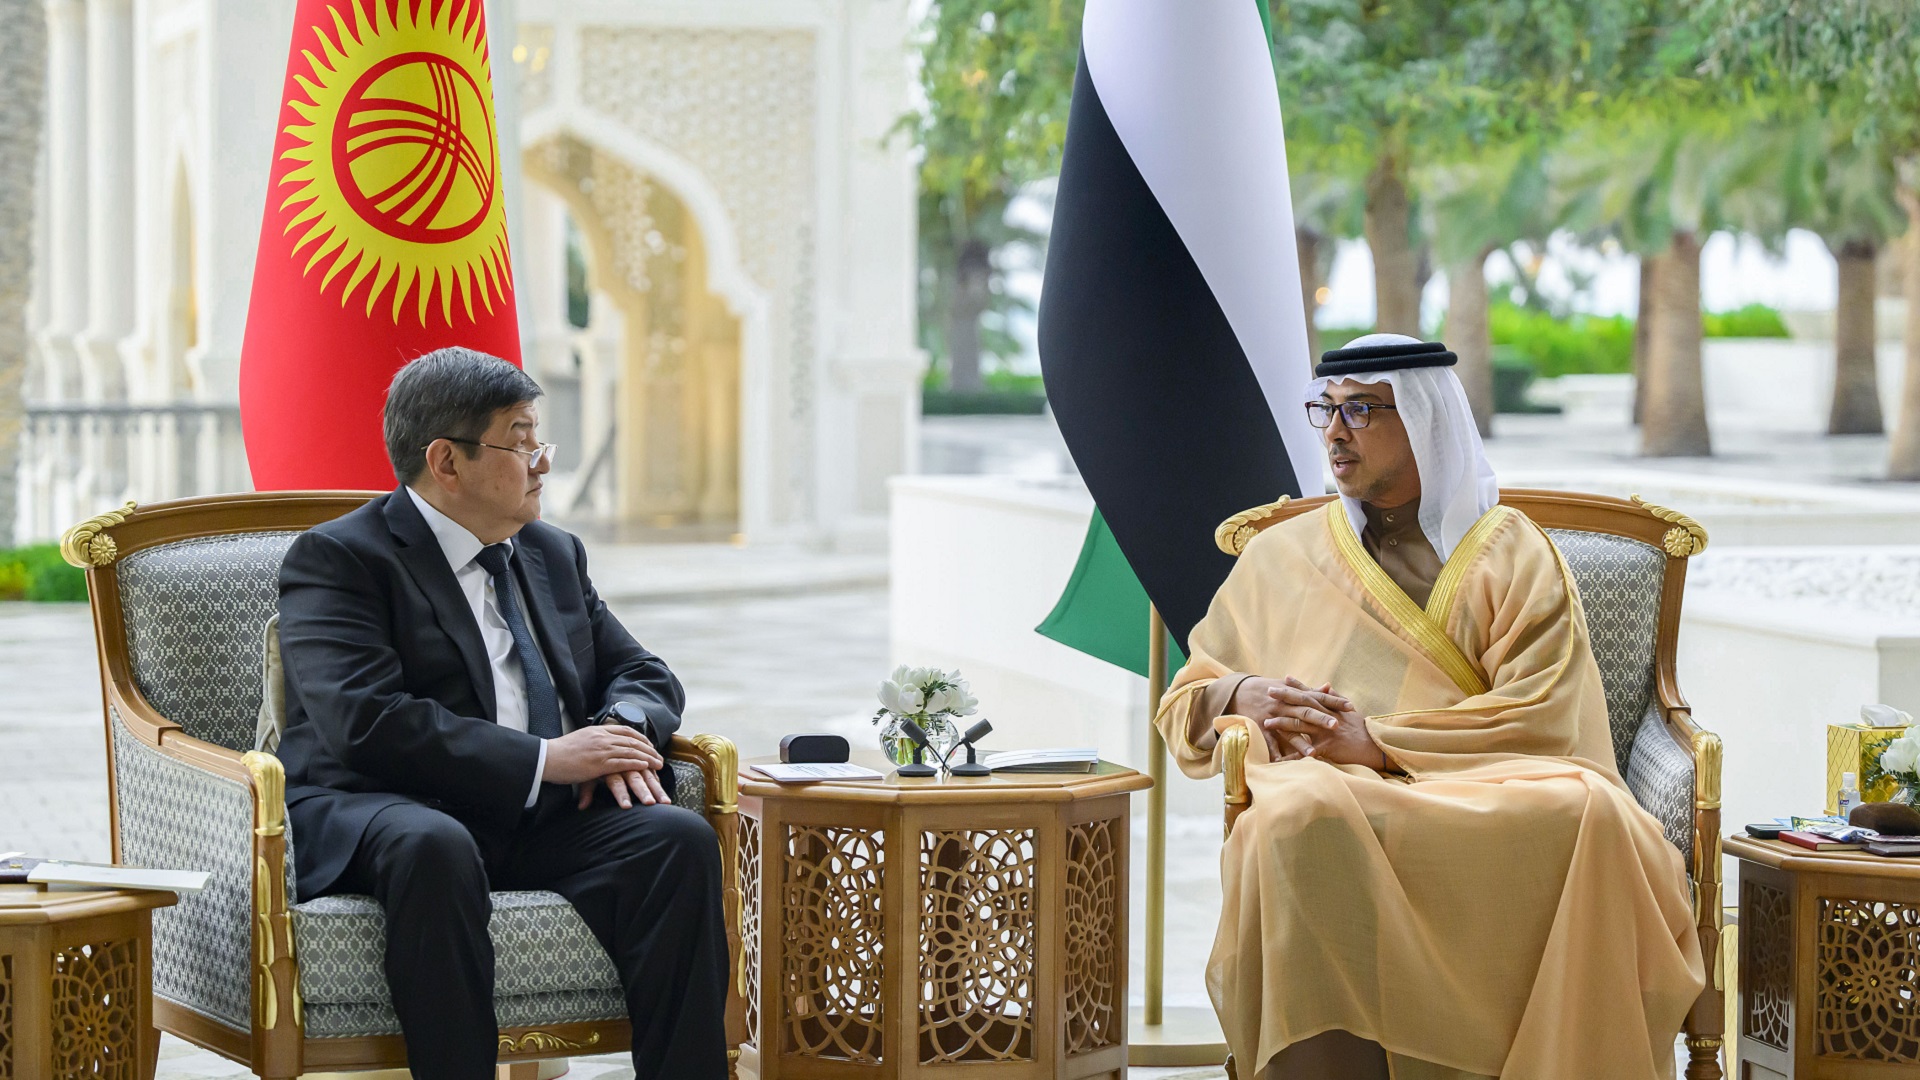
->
<box><xmin>1725</xmin><ymin>834</ymin><xmax>1920</xmax><ymax>882</ymax></box>
<box><xmin>738</xmin><ymin>751</ymin><xmax>1152</xmax><ymax>804</ymax></box>
<box><xmin>0</xmin><ymin>883</ymin><xmax>179</xmax><ymax>926</ymax></box>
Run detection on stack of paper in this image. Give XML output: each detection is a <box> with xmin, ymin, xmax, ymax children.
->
<box><xmin>979</xmin><ymin>748</ymin><xmax>1100</xmax><ymax>773</ymax></box>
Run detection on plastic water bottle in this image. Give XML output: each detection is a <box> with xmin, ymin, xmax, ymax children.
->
<box><xmin>1839</xmin><ymin>772</ymin><xmax>1861</xmax><ymax>819</ymax></box>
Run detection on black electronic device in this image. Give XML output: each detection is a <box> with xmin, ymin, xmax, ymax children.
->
<box><xmin>895</xmin><ymin>719</ymin><xmax>937</xmax><ymax>777</ymax></box>
<box><xmin>947</xmin><ymin>719</ymin><xmax>994</xmax><ymax>777</ymax></box>
<box><xmin>779</xmin><ymin>733</ymin><xmax>850</xmax><ymax>764</ymax></box>
<box><xmin>1745</xmin><ymin>823</ymin><xmax>1784</xmax><ymax>840</ymax></box>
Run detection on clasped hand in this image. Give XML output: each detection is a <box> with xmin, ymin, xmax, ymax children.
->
<box><xmin>1229</xmin><ymin>676</ymin><xmax>1390</xmax><ymax>772</ymax></box>
<box><xmin>540</xmin><ymin>721</ymin><xmax>671</xmax><ymax>809</ymax></box>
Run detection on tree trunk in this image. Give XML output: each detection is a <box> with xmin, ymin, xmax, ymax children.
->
<box><xmin>945</xmin><ymin>237</ymin><xmax>991</xmax><ymax>393</ymax></box>
<box><xmin>1641</xmin><ymin>232</ymin><xmax>1711</xmax><ymax>457</ymax></box>
<box><xmin>1364</xmin><ymin>157</ymin><xmax>1421</xmax><ymax>336</ymax></box>
<box><xmin>0</xmin><ymin>0</ymin><xmax>48</xmax><ymax>548</ymax></box>
<box><xmin>1889</xmin><ymin>180</ymin><xmax>1920</xmax><ymax>479</ymax></box>
<box><xmin>1297</xmin><ymin>226</ymin><xmax>1323</xmax><ymax>353</ymax></box>
<box><xmin>1632</xmin><ymin>256</ymin><xmax>1655</xmax><ymax>426</ymax></box>
<box><xmin>1829</xmin><ymin>238</ymin><xmax>1884</xmax><ymax>435</ymax></box>
<box><xmin>1446</xmin><ymin>247</ymin><xmax>1496</xmax><ymax>436</ymax></box>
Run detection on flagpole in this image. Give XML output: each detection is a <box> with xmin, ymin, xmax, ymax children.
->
<box><xmin>1145</xmin><ymin>604</ymin><xmax>1169</xmax><ymax>1026</ymax></box>
<box><xmin>1128</xmin><ymin>605</ymin><xmax>1226</xmax><ymax>1066</ymax></box>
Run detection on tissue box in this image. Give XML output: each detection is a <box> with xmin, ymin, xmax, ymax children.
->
<box><xmin>1827</xmin><ymin>722</ymin><xmax>1912</xmax><ymax>813</ymax></box>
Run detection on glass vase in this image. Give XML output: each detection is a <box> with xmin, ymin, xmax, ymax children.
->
<box><xmin>1894</xmin><ymin>784</ymin><xmax>1919</xmax><ymax>807</ymax></box>
<box><xmin>878</xmin><ymin>714</ymin><xmax>960</xmax><ymax>771</ymax></box>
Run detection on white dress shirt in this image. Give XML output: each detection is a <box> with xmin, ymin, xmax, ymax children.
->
<box><xmin>406</xmin><ymin>486</ymin><xmax>571</xmax><ymax>808</ymax></box>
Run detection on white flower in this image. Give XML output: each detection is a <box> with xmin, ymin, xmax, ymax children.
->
<box><xmin>948</xmin><ymin>685</ymin><xmax>979</xmax><ymax>716</ymax></box>
<box><xmin>878</xmin><ymin>679</ymin><xmax>924</xmax><ymax>716</ymax></box>
<box><xmin>1881</xmin><ymin>732</ymin><xmax>1920</xmax><ymax>776</ymax></box>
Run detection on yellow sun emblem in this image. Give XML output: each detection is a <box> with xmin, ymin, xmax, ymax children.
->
<box><xmin>277</xmin><ymin>0</ymin><xmax>511</xmax><ymax>327</ymax></box>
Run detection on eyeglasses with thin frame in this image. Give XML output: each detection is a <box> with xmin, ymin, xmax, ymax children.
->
<box><xmin>427</xmin><ymin>437</ymin><xmax>558</xmax><ymax>469</ymax></box>
<box><xmin>1304</xmin><ymin>401</ymin><xmax>1398</xmax><ymax>430</ymax></box>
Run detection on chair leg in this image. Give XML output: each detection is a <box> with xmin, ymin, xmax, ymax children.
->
<box><xmin>1684</xmin><ymin>1035</ymin><xmax>1723</xmax><ymax>1080</ymax></box>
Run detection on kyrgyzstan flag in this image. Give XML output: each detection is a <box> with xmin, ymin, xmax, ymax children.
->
<box><xmin>240</xmin><ymin>0</ymin><xmax>519</xmax><ymax>491</ymax></box>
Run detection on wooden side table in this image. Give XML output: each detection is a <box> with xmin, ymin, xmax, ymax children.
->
<box><xmin>736</xmin><ymin>756</ymin><xmax>1152</xmax><ymax>1080</ymax></box>
<box><xmin>0</xmin><ymin>883</ymin><xmax>177</xmax><ymax>1080</ymax></box>
<box><xmin>1726</xmin><ymin>835</ymin><xmax>1920</xmax><ymax>1079</ymax></box>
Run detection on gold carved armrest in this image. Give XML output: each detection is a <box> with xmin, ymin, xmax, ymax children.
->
<box><xmin>1220</xmin><ymin>726</ymin><xmax>1251</xmax><ymax>839</ymax></box>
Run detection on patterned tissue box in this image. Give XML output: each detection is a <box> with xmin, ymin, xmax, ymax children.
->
<box><xmin>1827</xmin><ymin>722</ymin><xmax>1913</xmax><ymax>813</ymax></box>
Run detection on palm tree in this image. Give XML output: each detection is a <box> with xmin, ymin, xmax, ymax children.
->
<box><xmin>1424</xmin><ymin>143</ymin><xmax>1553</xmax><ymax>434</ymax></box>
<box><xmin>1553</xmin><ymin>104</ymin><xmax>1795</xmax><ymax>458</ymax></box>
<box><xmin>0</xmin><ymin>0</ymin><xmax>47</xmax><ymax>547</ymax></box>
<box><xmin>1804</xmin><ymin>128</ymin><xmax>1904</xmax><ymax>434</ymax></box>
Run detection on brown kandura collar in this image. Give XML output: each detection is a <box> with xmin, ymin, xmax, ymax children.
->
<box><xmin>1361</xmin><ymin>495</ymin><xmax>1424</xmax><ymax>541</ymax></box>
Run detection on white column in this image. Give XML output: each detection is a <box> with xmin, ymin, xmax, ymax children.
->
<box><xmin>81</xmin><ymin>0</ymin><xmax>134</xmax><ymax>401</ymax></box>
<box><xmin>818</xmin><ymin>0</ymin><xmax>924</xmax><ymax>550</ymax></box>
<box><xmin>39</xmin><ymin>0</ymin><xmax>88</xmax><ymax>402</ymax></box>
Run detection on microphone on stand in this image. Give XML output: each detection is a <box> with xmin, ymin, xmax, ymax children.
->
<box><xmin>947</xmin><ymin>719</ymin><xmax>994</xmax><ymax>777</ymax></box>
<box><xmin>896</xmin><ymin>719</ymin><xmax>938</xmax><ymax>777</ymax></box>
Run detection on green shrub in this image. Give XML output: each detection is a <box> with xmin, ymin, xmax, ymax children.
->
<box><xmin>0</xmin><ymin>544</ymin><xmax>87</xmax><ymax>603</ymax></box>
<box><xmin>1488</xmin><ymin>303</ymin><xmax>1634</xmax><ymax>377</ymax></box>
<box><xmin>923</xmin><ymin>389</ymin><xmax>1048</xmax><ymax>415</ymax></box>
<box><xmin>1703</xmin><ymin>303</ymin><xmax>1789</xmax><ymax>338</ymax></box>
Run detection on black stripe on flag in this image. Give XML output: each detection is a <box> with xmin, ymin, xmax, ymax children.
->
<box><xmin>1039</xmin><ymin>50</ymin><xmax>1307</xmax><ymax>648</ymax></box>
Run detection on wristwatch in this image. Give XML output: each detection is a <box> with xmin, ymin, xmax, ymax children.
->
<box><xmin>599</xmin><ymin>700</ymin><xmax>656</xmax><ymax>744</ymax></box>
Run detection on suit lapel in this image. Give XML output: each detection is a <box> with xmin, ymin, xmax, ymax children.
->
<box><xmin>512</xmin><ymin>540</ymin><xmax>586</xmax><ymax>724</ymax></box>
<box><xmin>384</xmin><ymin>491</ymin><xmax>499</xmax><ymax>721</ymax></box>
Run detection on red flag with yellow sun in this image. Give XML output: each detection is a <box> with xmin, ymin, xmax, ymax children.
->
<box><xmin>240</xmin><ymin>0</ymin><xmax>518</xmax><ymax>490</ymax></box>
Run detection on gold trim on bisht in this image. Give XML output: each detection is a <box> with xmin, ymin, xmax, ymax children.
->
<box><xmin>500</xmin><ymin>1030</ymin><xmax>603</xmax><ymax>1053</ymax></box>
<box><xmin>1215</xmin><ymin>496</ymin><xmax>1292</xmax><ymax>556</ymax></box>
<box><xmin>1630</xmin><ymin>495</ymin><xmax>1708</xmax><ymax>558</ymax></box>
<box><xmin>60</xmin><ymin>501</ymin><xmax>138</xmax><ymax>568</ymax></box>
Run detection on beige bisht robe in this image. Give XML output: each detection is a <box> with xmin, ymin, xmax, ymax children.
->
<box><xmin>1157</xmin><ymin>503</ymin><xmax>1704</xmax><ymax>1080</ymax></box>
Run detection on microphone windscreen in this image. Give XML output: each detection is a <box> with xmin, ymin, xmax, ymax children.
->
<box><xmin>963</xmin><ymin>719</ymin><xmax>993</xmax><ymax>744</ymax></box>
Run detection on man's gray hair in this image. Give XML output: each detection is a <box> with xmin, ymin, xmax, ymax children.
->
<box><xmin>383</xmin><ymin>346</ymin><xmax>543</xmax><ymax>485</ymax></box>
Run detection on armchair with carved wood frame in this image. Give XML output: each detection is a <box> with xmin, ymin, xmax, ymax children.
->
<box><xmin>62</xmin><ymin>492</ymin><xmax>748</xmax><ymax>1078</ymax></box>
<box><xmin>1210</xmin><ymin>489</ymin><xmax>1725</xmax><ymax>1080</ymax></box>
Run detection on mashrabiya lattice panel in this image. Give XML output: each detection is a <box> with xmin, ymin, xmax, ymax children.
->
<box><xmin>1741</xmin><ymin>880</ymin><xmax>1792</xmax><ymax>1050</ymax></box>
<box><xmin>0</xmin><ymin>953</ymin><xmax>12</xmax><ymax>1078</ymax></box>
<box><xmin>1063</xmin><ymin>818</ymin><xmax>1122</xmax><ymax>1056</ymax></box>
<box><xmin>739</xmin><ymin>814</ymin><xmax>762</xmax><ymax>1050</ymax></box>
<box><xmin>1816</xmin><ymin>896</ymin><xmax>1920</xmax><ymax>1062</ymax></box>
<box><xmin>918</xmin><ymin>829</ymin><xmax>1037</xmax><ymax>1064</ymax></box>
<box><xmin>781</xmin><ymin>825</ymin><xmax>885</xmax><ymax>1062</ymax></box>
<box><xmin>51</xmin><ymin>939</ymin><xmax>140</xmax><ymax>1079</ymax></box>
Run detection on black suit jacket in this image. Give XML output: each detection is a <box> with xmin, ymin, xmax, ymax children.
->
<box><xmin>277</xmin><ymin>489</ymin><xmax>685</xmax><ymax>899</ymax></box>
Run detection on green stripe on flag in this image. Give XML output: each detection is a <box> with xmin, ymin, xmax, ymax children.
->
<box><xmin>1255</xmin><ymin>0</ymin><xmax>1272</xmax><ymax>47</ymax></box>
<box><xmin>1036</xmin><ymin>509</ymin><xmax>1186</xmax><ymax>678</ymax></box>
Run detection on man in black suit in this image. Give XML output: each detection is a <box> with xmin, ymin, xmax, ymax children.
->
<box><xmin>277</xmin><ymin>347</ymin><xmax>727</xmax><ymax>1079</ymax></box>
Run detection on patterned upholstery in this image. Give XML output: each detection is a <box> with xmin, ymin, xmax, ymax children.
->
<box><xmin>117</xmin><ymin>533</ymin><xmax>302</xmax><ymax>751</ymax></box>
<box><xmin>304</xmin><ymin>988</ymin><xmax>628</xmax><ymax>1039</ymax></box>
<box><xmin>1543</xmin><ymin>527</ymin><xmax>1696</xmax><ymax>867</ymax></box>
<box><xmin>1625</xmin><ymin>704</ymin><xmax>1696</xmax><ymax>867</ymax></box>
<box><xmin>292</xmin><ymin>890</ymin><xmax>626</xmax><ymax>1037</ymax></box>
<box><xmin>1543</xmin><ymin>529</ymin><xmax>1664</xmax><ymax>773</ymax></box>
<box><xmin>110</xmin><ymin>708</ymin><xmax>257</xmax><ymax>1030</ymax></box>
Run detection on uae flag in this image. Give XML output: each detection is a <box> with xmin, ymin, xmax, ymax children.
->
<box><xmin>1036</xmin><ymin>0</ymin><xmax>1323</xmax><ymax>668</ymax></box>
<box><xmin>240</xmin><ymin>0</ymin><xmax>519</xmax><ymax>491</ymax></box>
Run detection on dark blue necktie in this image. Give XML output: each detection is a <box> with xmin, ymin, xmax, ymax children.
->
<box><xmin>474</xmin><ymin>543</ymin><xmax>563</xmax><ymax>740</ymax></box>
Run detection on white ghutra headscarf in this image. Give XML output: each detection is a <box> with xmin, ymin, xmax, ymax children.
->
<box><xmin>1302</xmin><ymin>334</ymin><xmax>1499</xmax><ymax>563</ymax></box>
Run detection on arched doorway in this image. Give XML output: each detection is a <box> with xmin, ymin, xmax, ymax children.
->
<box><xmin>524</xmin><ymin>134</ymin><xmax>741</xmax><ymax>532</ymax></box>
